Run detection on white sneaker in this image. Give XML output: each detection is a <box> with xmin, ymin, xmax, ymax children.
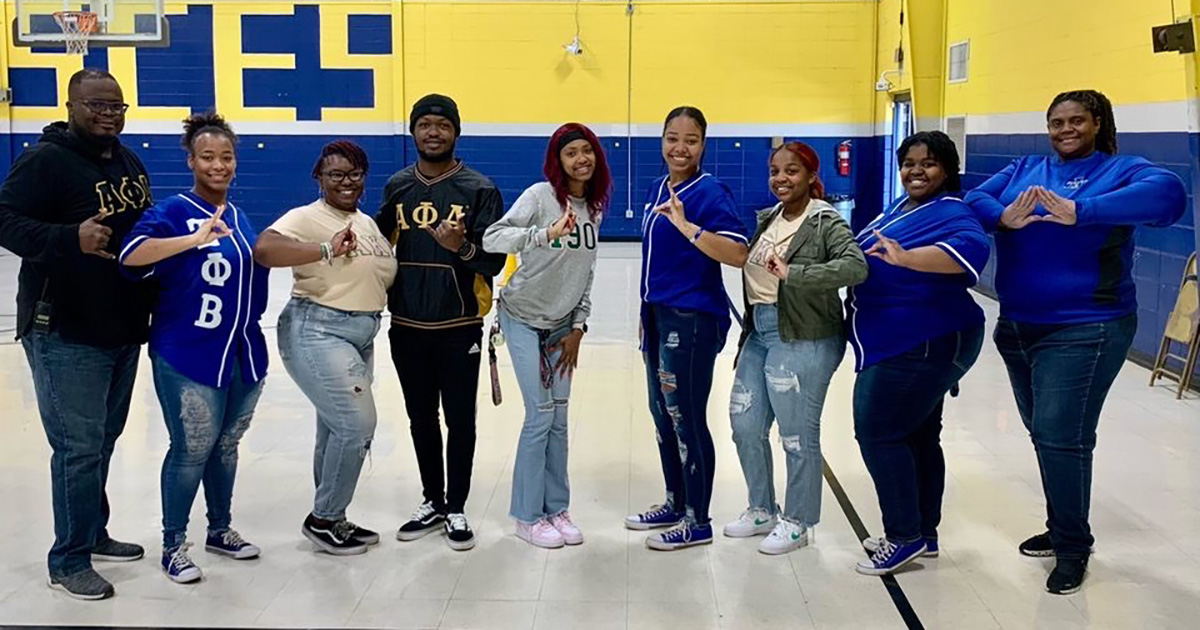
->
<box><xmin>548</xmin><ymin>511</ymin><xmax>583</xmax><ymax>545</ymax></box>
<box><xmin>516</xmin><ymin>519</ymin><xmax>565</xmax><ymax>549</ymax></box>
<box><xmin>758</xmin><ymin>519</ymin><xmax>810</xmax><ymax>555</ymax></box>
<box><xmin>722</xmin><ymin>508</ymin><xmax>777</xmax><ymax>538</ymax></box>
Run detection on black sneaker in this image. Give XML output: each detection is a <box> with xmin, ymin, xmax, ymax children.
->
<box><xmin>1047</xmin><ymin>557</ymin><xmax>1088</xmax><ymax>595</ymax></box>
<box><xmin>47</xmin><ymin>568</ymin><xmax>114</xmax><ymax>601</ymax></box>
<box><xmin>1019</xmin><ymin>531</ymin><xmax>1055</xmax><ymax>557</ymax></box>
<box><xmin>302</xmin><ymin>514</ymin><xmax>368</xmax><ymax>556</ymax></box>
<box><xmin>346</xmin><ymin>521</ymin><xmax>380</xmax><ymax>546</ymax></box>
<box><xmin>396</xmin><ymin>501</ymin><xmax>446</xmax><ymax>541</ymax></box>
<box><xmin>91</xmin><ymin>537</ymin><xmax>145</xmax><ymax>562</ymax></box>
<box><xmin>445</xmin><ymin>513</ymin><xmax>475</xmax><ymax>551</ymax></box>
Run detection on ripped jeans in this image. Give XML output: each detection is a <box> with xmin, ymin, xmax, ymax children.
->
<box><xmin>500</xmin><ymin>309</ymin><xmax>574</xmax><ymax>524</ymax></box>
<box><xmin>152</xmin><ymin>353</ymin><xmax>264</xmax><ymax>551</ymax></box>
<box><xmin>278</xmin><ymin>298</ymin><xmax>382</xmax><ymax>522</ymax></box>
<box><xmin>730</xmin><ymin>304</ymin><xmax>844</xmax><ymax>527</ymax></box>
<box><xmin>643</xmin><ymin>304</ymin><xmax>724</xmax><ymax>525</ymax></box>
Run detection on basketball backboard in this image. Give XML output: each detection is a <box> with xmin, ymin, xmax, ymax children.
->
<box><xmin>12</xmin><ymin>0</ymin><xmax>168</xmax><ymax>47</ymax></box>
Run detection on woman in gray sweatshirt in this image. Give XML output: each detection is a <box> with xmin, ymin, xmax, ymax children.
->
<box><xmin>482</xmin><ymin>123</ymin><xmax>611</xmax><ymax>549</ymax></box>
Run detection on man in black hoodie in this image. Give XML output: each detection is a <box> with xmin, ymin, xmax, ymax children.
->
<box><xmin>0</xmin><ymin>69</ymin><xmax>154</xmax><ymax>601</ymax></box>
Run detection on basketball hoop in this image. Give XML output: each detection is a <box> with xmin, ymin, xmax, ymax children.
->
<box><xmin>53</xmin><ymin>11</ymin><xmax>99</xmax><ymax>56</ymax></box>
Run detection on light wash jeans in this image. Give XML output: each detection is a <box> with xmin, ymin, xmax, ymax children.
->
<box><xmin>278</xmin><ymin>298</ymin><xmax>382</xmax><ymax>521</ymax></box>
<box><xmin>730</xmin><ymin>304</ymin><xmax>844</xmax><ymax>526</ymax></box>
<box><xmin>501</xmin><ymin>308</ymin><xmax>574</xmax><ymax>524</ymax></box>
<box><xmin>152</xmin><ymin>353</ymin><xmax>263</xmax><ymax>550</ymax></box>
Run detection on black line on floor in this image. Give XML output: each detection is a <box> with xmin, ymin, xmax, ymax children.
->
<box><xmin>823</xmin><ymin>456</ymin><xmax>925</xmax><ymax>630</ymax></box>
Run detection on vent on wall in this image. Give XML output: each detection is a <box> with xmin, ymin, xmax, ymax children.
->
<box><xmin>946</xmin><ymin>116</ymin><xmax>967</xmax><ymax>172</ymax></box>
<box><xmin>948</xmin><ymin>41</ymin><xmax>970</xmax><ymax>83</ymax></box>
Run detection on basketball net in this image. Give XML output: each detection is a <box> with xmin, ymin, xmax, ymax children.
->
<box><xmin>53</xmin><ymin>11</ymin><xmax>99</xmax><ymax>56</ymax></box>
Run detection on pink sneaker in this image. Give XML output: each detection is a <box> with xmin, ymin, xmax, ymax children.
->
<box><xmin>549</xmin><ymin>511</ymin><xmax>583</xmax><ymax>545</ymax></box>
<box><xmin>516</xmin><ymin>519</ymin><xmax>564</xmax><ymax>549</ymax></box>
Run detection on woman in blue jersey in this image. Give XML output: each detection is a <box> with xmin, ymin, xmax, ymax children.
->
<box><xmin>849</xmin><ymin>131</ymin><xmax>988</xmax><ymax>576</ymax></box>
<box><xmin>624</xmin><ymin>106</ymin><xmax>749</xmax><ymax>551</ymax></box>
<box><xmin>964</xmin><ymin>90</ymin><xmax>1186</xmax><ymax>595</ymax></box>
<box><xmin>120</xmin><ymin>112</ymin><xmax>269</xmax><ymax>584</ymax></box>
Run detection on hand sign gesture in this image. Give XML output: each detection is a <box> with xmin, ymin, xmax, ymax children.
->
<box><xmin>331</xmin><ymin>223</ymin><xmax>358</xmax><ymax>257</ymax></box>
<box><xmin>999</xmin><ymin>188</ymin><xmax>1041</xmax><ymax>230</ymax></box>
<box><xmin>426</xmin><ymin>219</ymin><xmax>468</xmax><ymax>253</ymax></box>
<box><xmin>765</xmin><ymin>251</ymin><xmax>789</xmax><ymax>280</ymax></box>
<box><xmin>192</xmin><ymin>205</ymin><xmax>232</xmax><ymax>247</ymax></box>
<box><xmin>865</xmin><ymin>229</ymin><xmax>910</xmax><ymax>267</ymax></box>
<box><xmin>79</xmin><ymin>211</ymin><xmax>115</xmax><ymax>259</ymax></box>
<box><xmin>654</xmin><ymin>182</ymin><xmax>688</xmax><ymax>229</ymax></box>
<box><xmin>548</xmin><ymin>210</ymin><xmax>578</xmax><ymax>240</ymax></box>
<box><xmin>1037</xmin><ymin>188</ymin><xmax>1077</xmax><ymax>226</ymax></box>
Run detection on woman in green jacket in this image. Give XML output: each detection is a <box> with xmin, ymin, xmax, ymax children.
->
<box><xmin>724</xmin><ymin>141</ymin><xmax>868</xmax><ymax>555</ymax></box>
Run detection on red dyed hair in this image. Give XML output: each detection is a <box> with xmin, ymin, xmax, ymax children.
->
<box><xmin>544</xmin><ymin>123</ymin><xmax>611</xmax><ymax>220</ymax></box>
<box><xmin>770</xmin><ymin>141</ymin><xmax>826</xmax><ymax>200</ymax></box>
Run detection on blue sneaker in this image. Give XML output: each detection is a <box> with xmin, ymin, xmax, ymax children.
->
<box><xmin>162</xmin><ymin>543</ymin><xmax>203</xmax><ymax>584</ymax></box>
<box><xmin>205</xmin><ymin>529</ymin><xmax>261</xmax><ymax>560</ymax></box>
<box><xmin>856</xmin><ymin>538</ymin><xmax>927</xmax><ymax>576</ymax></box>
<box><xmin>863</xmin><ymin>536</ymin><xmax>938</xmax><ymax>558</ymax></box>
<box><xmin>625</xmin><ymin>504</ymin><xmax>684</xmax><ymax>530</ymax></box>
<box><xmin>645</xmin><ymin>520</ymin><xmax>713</xmax><ymax>551</ymax></box>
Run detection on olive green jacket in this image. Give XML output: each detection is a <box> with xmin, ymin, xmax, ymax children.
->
<box><xmin>738</xmin><ymin>200</ymin><xmax>868</xmax><ymax>348</ymax></box>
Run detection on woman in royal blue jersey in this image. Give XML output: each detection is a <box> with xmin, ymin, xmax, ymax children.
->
<box><xmin>964</xmin><ymin>90</ymin><xmax>1186</xmax><ymax>595</ymax></box>
<box><xmin>120</xmin><ymin>112</ymin><xmax>269</xmax><ymax>585</ymax></box>
<box><xmin>848</xmin><ymin>131</ymin><xmax>988</xmax><ymax>577</ymax></box>
<box><xmin>624</xmin><ymin>106</ymin><xmax>749</xmax><ymax>551</ymax></box>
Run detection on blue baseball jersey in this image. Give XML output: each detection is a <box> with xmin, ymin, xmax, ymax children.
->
<box><xmin>639</xmin><ymin>172</ymin><xmax>748</xmax><ymax>342</ymax></box>
<box><xmin>963</xmin><ymin>152</ymin><xmax>1186</xmax><ymax>324</ymax></box>
<box><xmin>847</xmin><ymin>193</ymin><xmax>989</xmax><ymax>372</ymax></box>
<box><xmin>120</xmin><ymin>192</ymin><xmax>269</xmax><ymax>388</ymax></box>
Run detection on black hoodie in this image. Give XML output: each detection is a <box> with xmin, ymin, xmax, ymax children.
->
<box><xmin>0</xmin><ymin>122</ymin><xmax>155</xmax><ymax>346</ymax></box>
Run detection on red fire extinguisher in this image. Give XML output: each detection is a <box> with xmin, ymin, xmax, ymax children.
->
<box><xmin>837</xmin><ymin>140</ymin><xmax>852</xmax><ymax>177</ymax></box>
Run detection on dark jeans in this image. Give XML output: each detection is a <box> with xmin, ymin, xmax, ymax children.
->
<box><xmin>993</xmin><ymin>314</ymin><xmax>1136</xmax><ymax>560</ymax></box>
<box><xmin>854</xmin><ymin>327</ymin><xmax>984</xmax><ymax>544</ymax></box>
<box><xmin>643</xmin><ymin>304</ymin><xmax>723</xmax><ymax>525</ymax></box>
<box><xmin>389</xmin><ymin>324</ymin><xmax>483</xmax><ymax>514</ymax></box>
<box><xmin>21</xmin><ymin>331</ymin><xmax>140</xmax><ymax>578</ymax></box>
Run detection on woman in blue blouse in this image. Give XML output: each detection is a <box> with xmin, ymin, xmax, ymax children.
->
<box><xmin>120</xmin><ymin>112</ymin><xmax>269</xmax><ymax>585</ymax></box>
<box><xmin>964</xmin><ymin>90</ymin><xmax>1186</xmax><ymax>594</ymax></box>
<box><xmin>624</xmin><ymin>106</ymin><xmax>749</xmax><ymax>551</ymax></box>
<box><xmin>848</xmin><ymin>131</ymin><xmax>989</xmax><ymax>576</ymax></box>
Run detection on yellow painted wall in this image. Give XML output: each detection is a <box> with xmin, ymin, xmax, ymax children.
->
<box><xmin>942</xmin><ymin>0</ymin><xmax>1188</xmax><ymax>116</ymax></box>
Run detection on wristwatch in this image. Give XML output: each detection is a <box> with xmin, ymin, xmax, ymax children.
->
<box><xmin>456</xmin><ymin>240</ymin><xmax>474</xmax><ymax>258</ymax></box>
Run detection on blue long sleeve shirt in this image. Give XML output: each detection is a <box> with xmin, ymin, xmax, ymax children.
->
<box><xmin>964</xmin><ymin>152</ymin><xmax>1186</xmax><ymax>324</ymax></box>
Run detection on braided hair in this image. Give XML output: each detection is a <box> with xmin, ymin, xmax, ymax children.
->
<box><xmin>311</xmin><ymin>140</ymin><xmax>370</xmax><ymax>180</ymax></box>
<box><xmin>1046</xmin><ymin>90</ymin><xmax>1117</xmax><ymax>154</ymax></box>
<box><xmin>182</xmin><ymin>111</ymin><xmax>237</xmax><ymax>153</ymax></box>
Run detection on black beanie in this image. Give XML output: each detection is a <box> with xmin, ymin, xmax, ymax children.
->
<box><xmin>410</xmin><ymin>94</ymin><xmax>461</xmax><ymax>136</ymax></box>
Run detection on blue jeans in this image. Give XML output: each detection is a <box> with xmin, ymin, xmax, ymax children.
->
<box><xmin>278</xmin><ymin>298</ymin><xmax>382</xmax><ymax>522</ymax></box>
<box><xmin>153</xmin><ymin>353</ymin><xmax>263</xmax><ymax>550</ymax></box>
<box><xmin>853</xmin><ymin>327</ymin><xmax>984</xmax><ymax>544</ymax></box>
<box><xmin>643</xmin><ymin>304</ymin><xmax>723</xmax><ymax>525</ymax></box>
<box><xmin>993</xmin><ymin>314</ymin><xmax>1135</xmax><ymax>560</ymax></box>
<box><xmin>501</xmin><ymin>309</ymin><xmax>574</xmax><ymax>523</ymax></box>
<box><xmin>21</xmin><ymin>331</ymin><xmax>139</xmax><ymax>578</ymax></box>
<box><xmin>730</xmin><ymin>305</ymin><xmax>845</xmax><ymax>526</ymax></box>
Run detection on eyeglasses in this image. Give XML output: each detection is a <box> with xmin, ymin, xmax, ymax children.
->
<box><xmin>322</xmin><ymin>170</ymin><xmax>366</xmax><ymax>184</ymax></box>
<box><xmin>78</xmin><ymin>100</ymin><xmax>130</xmax><ymax>116</ymax></box>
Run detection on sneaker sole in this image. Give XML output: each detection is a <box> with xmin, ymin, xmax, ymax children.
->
<box><xmin>163</xmin><ymin>568</ymin><xmax>203</xmax><ymax>584</ymax></box>
<box><xmin>516</xmin><ymin>532</ymin><xmax>565</xmax><ymax>549</ymax></box>
<box><xmin>723</xmin><ymin>524</ymin><xmax>776</xmax><ymax>538</ymax></box>
<box><xmin>396</xmin><ymin>522</ymin><xmax>445</xmax><ymax>541</ymax></box>
<box><xmin>855</xmin><ymin>548</ymin><xmax>925</xmax><ymax>576</ymax></box>
<box><xmin>624</xmin><ymin>519</ymin><xmax>681</xmax><ymax>531</ymax></box>
<box><xmin>1020</xmin><ymin>548</ymin><xmax>1056</xmax><ymax>558</ymax></box>
<box><xmin>355</xmin><ymin>534</ymin><xmax>382</xmax><ymax>546</ymax></box>
<box><xmin>645</xmin><ymin>537</ymin><xmax>713</xmax><ymax>551</ymax></box>
<box><xmin>46</xmin><ymin>577</ymin><xmax>112</xmax><ymax>601</ymax></box>
<box><xmin>562</xmin><ymin>535</ymin><xmax>583</xmax><ymax>546</ymax></box>
<box><xmin>1047</xmin><ymin>583</ymin><xmax>1082</xmax><ymax>595</ymax></box>
<box><xmin>447</xmin><ymin>537</ymin><xmax>476</xmax><ymax>551</ymax></box>
<box><xmin>205</xmin><ymin>545</ymin><xmax>261</xmax><ymax>560</ymax></box>
<box><xmin>302</xmin><ymin>527</ymin><xmax>368</xmax><ymax>556</ymax></box>
<box><xmin>758</xmin><ymin>537</ymin><xmax>809</xmax><ymax>555</ymax></box>
<box><xmin>91</xmin><ymin>552</ymin><xmax>144</xmax><ymax>563</ymax></box>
